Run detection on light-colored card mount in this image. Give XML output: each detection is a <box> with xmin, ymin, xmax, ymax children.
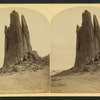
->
<box><xmin>0</xmin><ymin>4</ymin><xmax>99</xmax><ymax>96</ymax></box>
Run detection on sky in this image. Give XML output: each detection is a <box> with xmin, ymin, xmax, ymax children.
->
<box><xmin>0</xmin><ymin>5</ymin><xmax>100</xmax><ymax>70</ymax></box>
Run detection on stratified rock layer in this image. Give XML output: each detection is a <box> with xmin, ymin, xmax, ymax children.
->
<box><xmin>3</xmin><ymin>10</ymin><xmax>32</xmax><ymax>68</ymax></box>
<box><xmin>74</xmin><ymin>10</ymin><xmax>100</xmax><ymax>67</ymax></box>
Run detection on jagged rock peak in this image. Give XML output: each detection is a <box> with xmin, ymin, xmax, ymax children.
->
<box><xmin>21</xmin><ymin>14</ymin><xmax>32</xmax><ymax>52</ymax></box>
<box><xmin>82</xmin><ymin>10</ymin><xmax>91</xmax><ymax>19</ymax></box>
<box><xmin>21</xmin><ymin>15</ymin><xmax>28</xmax><ymax>28</ymax></box>
<box><xmin>82</xmin><ymin>10</ymin><xmax>92</xmax><ymax>27</ymax></box>
<box><xmin>10</xmin><ymin>10</ymin><xmax>20</xmax><ymax>25</ymax></box>
<box><xmin>93</xmin><ymin>14</ymin><xmax>100</xmax><ymax>28</ymax></box>
<box><xmin>3</xmin><ymin>10</ymin><xmax>32</xmax><ymax>68</ymax></box>
<box><xmin>74</xmin><ymin>10</ymin><xmax>100</xmax><ymax>68</ymax></box>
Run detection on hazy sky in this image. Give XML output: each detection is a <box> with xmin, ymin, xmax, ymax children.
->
<box><xmin>0</xmin><ymin>7</ymin><xmax>50</xmax><ymax>68</ymax></box>
<box><xmin>51</xmin><ymin>7</ymin><xmax>100</xmax><ymax>70</ymax></box>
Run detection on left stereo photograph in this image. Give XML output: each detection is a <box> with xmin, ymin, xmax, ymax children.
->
<box><xmin>0</xmin><ymin>7</ymin><xmax>50</xmax><ymax>93</ymax></box>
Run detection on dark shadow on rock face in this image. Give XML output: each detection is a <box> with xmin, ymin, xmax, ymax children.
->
<box><xmin>75</xmin><ymin>10</ymin><xmax>100</xmax><ymax>68</ymax></box>
<box><xmin>3</xmin><ymin>10</ymin><xmax>32</xmax><ymax>69</ymax></box>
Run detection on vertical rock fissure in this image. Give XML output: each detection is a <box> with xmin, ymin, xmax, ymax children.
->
<box><xmin>3</xmin><ymin>10</ymin><xmax>32</xmax><ymax>68</ymax></box>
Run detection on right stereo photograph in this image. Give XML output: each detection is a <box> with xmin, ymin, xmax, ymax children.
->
<box><xmin>51</xmin><ymin>7</ymin><xmax>100</xmax><ymax>93</ymax></box>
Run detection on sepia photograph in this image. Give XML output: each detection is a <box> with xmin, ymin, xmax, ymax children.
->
<box><xmin>0</xmin><ymin>4</ymin><xmax>100</xmax><ymax>96</ymax></box>
<box><xmin>0</xmin><ymin>7</ymin><xmax>50</xmax><ymax>93</ymax></box>
<box><xmin>51</xmin><ymin>7</ymin><xmax>100</xmax><ymax>93</ymax></box>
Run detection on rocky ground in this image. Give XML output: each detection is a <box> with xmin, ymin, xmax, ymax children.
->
<box><xmin>51</xmin><ymin>70</ymin><xmax>100</xmax><ymax>93</ymax></box>
<box><xmin>0</xmin><ymin>54</ymin><xmax>50</xmax><ymax>93</ymax></box>
<box><xmin>0</xmin><ymin>65</ymin><xmax>49</xmax><ymax>93</ymax></box>
<box><xmin>51</xmin><ymin>59</ymin><xmax>100</xmax><ymax>93</ymax></box>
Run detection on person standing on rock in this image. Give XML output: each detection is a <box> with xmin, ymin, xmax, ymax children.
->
<box><xmin>95</xmin><ymin>54</ymin><xmax>99</xmax><ymax>61</ymax></box>
<box><xmin>91</xmin><ymin>58</ymin><xmax>95</xmax><ymax>64</ymax></box>
<box><xmin>23</xmin><ymin>53</ymin><xmax>28</xmax><ymax>61</ymax></box>
<box><xmin>20</xmin><ymin>58</ymin><xmax>23</xmax><ymax>64</ymax></box>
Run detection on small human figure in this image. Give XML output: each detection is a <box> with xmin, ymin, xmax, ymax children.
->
<box><xmin>91</xmin><ymin>58</ymin><xmax>95</xmax><ymax>64</ymax></box>
<box><xmin>23</xmin><ymin>53</ymin><xmax>28</xmax><ymax>61</ymax></box>
<box><xmin>20</xmin><ymin>58</ymin><xmax>23</xmax><ymax>64</ymax></box>
<box><xmin>94</xmin><ymin>54</ymin><xmax>99</xmax><ymax>61</ymax></box>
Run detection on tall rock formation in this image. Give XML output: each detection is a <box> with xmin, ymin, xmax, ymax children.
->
<box><xmin>74</xmin><ymin>10</ymin><xmax>100</xmax><ymax>67</ymax></box>
<box><xmin>21</xmin><ymin>15</ymin><xmax>32</xmax><ymax>53</ymax></box>
<box><xmin>3</xmin><ymin>10</ymin><xmax>32</xmax><ymax>68</ymax></box>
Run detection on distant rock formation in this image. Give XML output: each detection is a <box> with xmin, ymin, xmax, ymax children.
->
<box><xmin>74</xmin><ymin>10</ymin><xmax>100</xmax><ymax>67</ymax></box>
<box><xmin>3</xmin><ymin>10</ymin><xmax>32</xmax><ymax>68</ymax></box>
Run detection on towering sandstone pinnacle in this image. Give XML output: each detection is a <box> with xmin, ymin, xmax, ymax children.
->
<box><xmin>3</xmin><ymin>10</ymin><xmax>32</xmax><ymax>68</ymax></box>
<box><xmin>74</xmin><ymin>10</ymin><xmax>100</xmax><ymax>67</ymax></box>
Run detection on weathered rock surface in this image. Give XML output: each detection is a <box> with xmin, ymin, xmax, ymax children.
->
<box><xmin>52</xmin><ymin>10</ymin><xmax>100</xmax><ymax>77</ymax></box>
<box><xmin>3</xmin><ymin>10</ymin><xmax>32</xmax><ymax>68</ymax></box>
<box><xmin>74</xmin><ymin>10</ymin><xmax>100</xmax><ymax>67</ymax></box>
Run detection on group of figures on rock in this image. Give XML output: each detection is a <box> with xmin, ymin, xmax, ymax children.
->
<box><xmin>82</xmin><ymin>52</ymin><xmax>100</xmax><ymax>67</ymax></box>
<box><xmin>90</xmin><ymin>53</ymin><xmax>100</xmax><ymax>64</ymax></box>
<box><xmin>14</xmin><ymin>52</ymin><xmax>38</xmax><ymax>67</ymax></box>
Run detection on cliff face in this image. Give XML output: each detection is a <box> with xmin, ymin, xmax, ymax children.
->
<box><xmin>3</xmin><ymin>10</ymin><xmax>32</xmax><ymax>68</ymax></box>
<box><xmin>74</xmin><ymin>10</ymin><xmax>100</xmax><ymax>67</ymax></box>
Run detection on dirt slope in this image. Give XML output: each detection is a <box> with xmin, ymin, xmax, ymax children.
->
<box><xmin>0</xmin><ymin>66</ymin><xmax>49</xmax><ymax>93</ymax></box>
<box><xmin>51</xmin><ymin>69</ymin><xmax>100</xmax><ymax>93</ymax></box>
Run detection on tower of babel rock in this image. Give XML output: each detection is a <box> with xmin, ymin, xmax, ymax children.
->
<box><xmin>75</xmin><ymin>10</ymin><xmax>100</xmax><ymax>68</ymax></box>
<box><xmin>3</xmin><ymin>10</ymin><xmax>32</xmax><ymax>68</ymax></box>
